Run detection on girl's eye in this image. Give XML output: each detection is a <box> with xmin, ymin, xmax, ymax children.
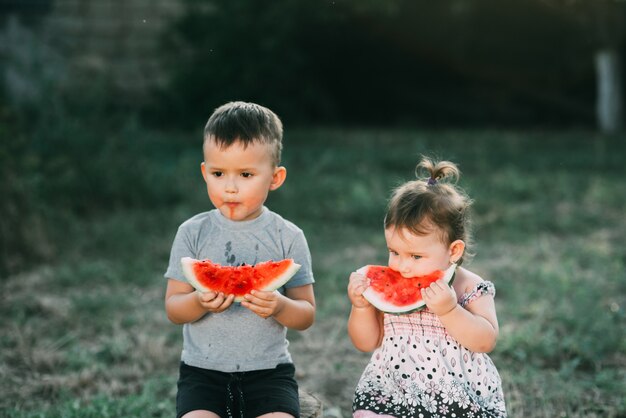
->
<box><xmin>412</xmin><ymin>255</ymin><xmax>422</xmax><ymax>260</ymax></box>
<box><xmin>389</xmin><ymin>250</ymin><xmax>398</xmax><ymax>256</ymax></box>
<box><xmin>241</xmin><ymin>172</ymin><xmax>253</xmax><ymax>178</ymax></box>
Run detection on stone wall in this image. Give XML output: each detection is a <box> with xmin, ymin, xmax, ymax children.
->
<box><xmin>2</xmin><ymin>0</ymin><xmax>184</xmax><ymax>104</ymax></box>
<box><xmin>50</xmin><ymin>0</ymin><xmax>183</xmax><ymax>101</ymax></box>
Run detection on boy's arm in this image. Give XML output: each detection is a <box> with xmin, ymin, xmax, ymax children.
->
<box><xmin>242</xmin><ymin>284</ymin><xmax>315</xmax><ymax>330</ymax></box>
<box><xmin>165</xmin><ymin>278</ymin><xmax>234</xmax><ymax>324</ymax></box>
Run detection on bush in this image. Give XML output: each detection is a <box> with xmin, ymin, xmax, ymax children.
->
<box><xmin>154</xmin><ymin>0</ymin><xmax>597</xmax><ymax>128</ymax></box>
<box><xmin>0</xmin><ymin>18</ymin><xmax>199</xmax><ymax>275</ymax></box>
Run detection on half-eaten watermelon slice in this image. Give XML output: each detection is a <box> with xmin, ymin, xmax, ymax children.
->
<box><xmin>360</xmin><ymin>263</ymin><xmax>457</xmax><ymax>314</ymax></box>
<box><xmin>181</xmin><ymin>257</ymin><xmax>301</xmax><ymax>302</ymax></box>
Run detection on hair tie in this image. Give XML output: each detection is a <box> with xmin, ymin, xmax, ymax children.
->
<box><xmin>427</xmin><ymin>177</ymin><xmax>437</xmax><ymax>186</ymax></box>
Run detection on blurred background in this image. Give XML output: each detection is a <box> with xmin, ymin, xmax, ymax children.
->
<box><xmin>2</xmin><ymin>0</ymin><xmax>625</xmax><ymax>129</ymax></box>
<box><xmin>1</xmin><ymin>1</ymin><xmax>625</xmax><ymax>417</ymax></box>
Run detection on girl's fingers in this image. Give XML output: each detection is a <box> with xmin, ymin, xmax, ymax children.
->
<box><xmin>429</xmin><ymin>280</ymin><xmax>445</xmax><ymax>292</ymax></box>
<box><xmin>349</xmin><ymin>273</ymin><xmax>369</xmax><ymax>285</ymax></box>
<box><xmin>352</xmin><ymin>284</ymin><xmax>367</xmax><ymax>295</ymax></box>
<box><xmin>348</xmin><ymin>275</ymin><xmax>370</xmax><ymax>293</ymax></box>
<box><xmin>422</xmin><ymin>286</ymin><xmax>440</xmax><ymax>300</ymax></box>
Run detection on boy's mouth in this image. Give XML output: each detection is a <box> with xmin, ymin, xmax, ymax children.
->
<box><xmin>224</xmin><ymin>202</ymin><xmax>240</xmax><ymax>218</ymax></box>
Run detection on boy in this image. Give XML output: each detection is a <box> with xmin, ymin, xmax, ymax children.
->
<box><xmin>165</xmin><ymin>101</ymin><xmax>316</xmax><ymax>418</ymax></box>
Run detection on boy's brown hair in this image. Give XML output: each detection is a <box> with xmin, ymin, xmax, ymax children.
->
<box><xmin>203</xmin><ymin>101</ymin><xmax>284</xmax><ymax>166</ymax></box>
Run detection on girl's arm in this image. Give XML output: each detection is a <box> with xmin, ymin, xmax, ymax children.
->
<box><xmin>242</xmin><ymin>284</ymin><xmax>315</xmax><ymax>330</ymax></box>
<box><xmin>347</xmin><ymin>272</ymin><xmax>384</xmax><ymax>352</ymax></box>
<box><xmin>422</xmin><ymin>268</ymin><xmax>499</xmax><ymax>353</ymax></box>
<box><xmin>348</xmin><ymin>305</ymin><xmax>384</xmax><ymax>352</ymax></box>
<box><xmin>438</xmin><ymin>293</ymin><xmax>499</xmax><ymax>353</ymax></box>
<box><xmin>165</xmin><ymin>278</ymin><xmax>234</xmax><ymax>324</ymax></box>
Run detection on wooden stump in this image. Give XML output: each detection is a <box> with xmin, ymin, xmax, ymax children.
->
<box><xmin>299</xmin><ymin>390</ymin><xmax>323</xmax><ymax>418</ymax></box>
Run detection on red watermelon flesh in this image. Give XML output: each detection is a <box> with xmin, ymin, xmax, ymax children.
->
<box><xmin>360</xmin><ymin>263</ymin><xmax>457</xmax><ymax>314</ymax></box>
<box><xmin>181</xmin><ymin>257</ymin><xmax>301</xmax><ymax>301</ymax></box>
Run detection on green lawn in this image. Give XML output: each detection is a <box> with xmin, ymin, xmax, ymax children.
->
<box><xmin>2</xmin><ymin>129</ymin><xmax>625</xmax><ymax>417</ymax></box>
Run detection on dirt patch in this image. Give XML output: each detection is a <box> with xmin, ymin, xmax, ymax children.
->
<box><xmin>290</xmin><ymin>316</ymin><xmax>370</xmax><ymax>417</ymax></box>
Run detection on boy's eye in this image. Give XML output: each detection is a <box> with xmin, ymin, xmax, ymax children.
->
<box><xmin>212</xmin><ymin>171</ymin><xmax>223</xmax><ymax>177</ymax></box>
<box><xmin>241</xmin><ymin>172</ymin><xmax>253</xmax><ymax>178</ymax></box>
<box><xmin>412</xmin><ymin>255</ymin><xmax>422</xmax><ymax>260</ymax></box>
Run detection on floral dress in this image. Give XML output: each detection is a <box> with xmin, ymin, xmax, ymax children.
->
<box><xmin>353</xmin><ymin>281</ymin><xmax>506</xmax><ymax>418</ymax></box>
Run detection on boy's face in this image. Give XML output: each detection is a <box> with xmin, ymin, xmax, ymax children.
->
<box><xmin>201</xmin><ymin>139</ymin><xmax>286</xmax><ymax>222</ymax></box>
<box><xmin>384</xmin><ymin>226</ymin><xmax>464</xmax><ymax>278</ymax></box>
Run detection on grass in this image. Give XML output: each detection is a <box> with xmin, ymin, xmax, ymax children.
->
<box><xmin>1</xmin><ymin>128</ymin><xmax>625</xmax><ymax>417</ymax></box>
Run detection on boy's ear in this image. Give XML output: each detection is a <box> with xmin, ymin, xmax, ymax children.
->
<box><xmin>269</xmin><ymin>166</ymin><xmax>287</xmax><ymax>191</ymax></box>
<box><xmin>200</xmin><ymin>162</ymin><xmax>208</xmax><ymax>182</ymax></box>
<box><xmin>449</xmin><ymin>239</ymin><xmax>465</xmax><ymax>263</ymax></box>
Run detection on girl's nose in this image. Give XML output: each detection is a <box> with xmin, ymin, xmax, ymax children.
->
<box><xmin>399</xmin><ymin>258</ymin><xmax>412</xmax><ymax>275</ymax></box>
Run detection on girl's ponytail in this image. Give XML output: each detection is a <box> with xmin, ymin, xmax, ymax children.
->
<box><xmin>416</xmin><ymin>156</ymin><xmax>460</xmax><ymax>185</ymax></box>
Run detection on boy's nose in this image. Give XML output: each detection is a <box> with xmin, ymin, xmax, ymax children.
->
<box><xmin>225</xmin><ymin>178</ymin><xmax>238</xmax><ymax>193</ymax></box>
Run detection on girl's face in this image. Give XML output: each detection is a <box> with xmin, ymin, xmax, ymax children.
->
<box><xmin>384</xmin><ymin>225</ymin><xmax>464</xmax><ymax>278</ymax></box>
<box><xmin>201</xmin><ymin>139</ymin><xmax>285</xmax><ymax>222</ymax></box>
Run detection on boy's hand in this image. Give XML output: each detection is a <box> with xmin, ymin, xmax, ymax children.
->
<box><xmin>242</xmin><ymin>290</ymin><xmax>285</xmax><ymax>318</ymax></box>
<box><xmin>348</xmin><ymin>272</ymin><xmax>372</xmax><ymax>309</ymax></box>
<box><xmin>421</xmin><ymin>279</ymin><xmax>458</xmax><ymax>316</ymax></box>
<box><xmin>197</xmin><ymin>291</ymin><xmax>235</xmax><ymax>313</ymax></box>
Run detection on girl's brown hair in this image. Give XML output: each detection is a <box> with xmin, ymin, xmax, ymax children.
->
<box><xmin>384</xmin><ymin>156</ymin><xmax>474</xmax><ymax>265</ymax></box>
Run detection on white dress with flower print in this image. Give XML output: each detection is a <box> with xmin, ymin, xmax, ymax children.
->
<box><xmin>353</xmin><ymin>281</ymin><xmax>506</xmax><ymax>418</ymax></box>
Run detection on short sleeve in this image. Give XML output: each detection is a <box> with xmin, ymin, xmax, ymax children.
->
<box><xmin>459</xmin><ymin>281</ymin><xmax>496</xmax><ymax>307</ymax></box>
<box><xmin>163</xmin><ymin>225</ymin><xmax>195</xmax><ymax>282</ymax></box>
<box><xmin>284</xmin><ymin>230</ymin><xmax>315</xmax><ymax>288</ymax></box>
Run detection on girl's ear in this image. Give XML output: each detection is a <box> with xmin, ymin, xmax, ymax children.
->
<box><xmin>449</xmin><ymin>239</ymin><xmax>465</xmax><ymax>263</ymax></box>
<box><xmin>269</xmin><ymin>166</ymin><xmax>287</xmax><ymax>191</ymax></box>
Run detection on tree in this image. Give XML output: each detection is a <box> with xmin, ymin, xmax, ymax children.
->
<box><xmin>540</xmin><ymin>0</ymin><xmax>625</xmax><ymax>133</ymax></box>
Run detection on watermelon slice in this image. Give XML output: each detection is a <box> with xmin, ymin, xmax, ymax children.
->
<box><xmin>360</xmin><ymin>263</ymin><xmax>457</xmax><ymax>314</ymax></box>
<box><xmin>181</xmin><ymin>257</ymin><xmax>301</xmax><ymax>302</ymax></box>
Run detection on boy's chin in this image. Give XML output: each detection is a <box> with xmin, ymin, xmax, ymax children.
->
<box><xmin>218</xmin><ymin>206</ymin><xmax>262</xmax><ymax>222</ymax></box>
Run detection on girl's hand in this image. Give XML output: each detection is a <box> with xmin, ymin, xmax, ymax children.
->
<box><xmin>242</xmin><ymin>290</ymin><xmax>285</xmax><ymax>318</ymax></box>
<box><xmin>421</xmin><ymin>279</ymin><xmax>458</xmax><ymax>316</ymax></box>
<box><xmin>197</xmin><ymin>291</ymin><xmax>235</xmax><ymax>313</ymax></box>
<box><xmin>348</xmin><ymin>272</ymin><xmax>372</xmax><ymax>309</ymax></box>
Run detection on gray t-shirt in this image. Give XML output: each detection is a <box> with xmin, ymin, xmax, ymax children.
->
<box><xmin>164</xmin><ymin>206</ymin><xmax>314</xmax><ymax>372</ymax></box>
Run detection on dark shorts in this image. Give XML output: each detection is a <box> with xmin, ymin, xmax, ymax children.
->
<box><xmin>176</xmin><ymin>362</ymin><xmax>300</xmax><ymax>418</ymax></box>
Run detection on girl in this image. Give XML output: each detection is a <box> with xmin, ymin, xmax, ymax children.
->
<box><xmin>347</xmin><ymin>157</ymin><xmax>506</xmax><ymax>418</ymax></box>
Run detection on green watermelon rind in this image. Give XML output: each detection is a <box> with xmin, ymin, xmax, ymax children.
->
<box><xmin>361</xmin><ymin>263</ymin><xmax>457</xmax><ymax>315</ymax></box>
<box><xmin>181</xmin><ymin>257</ymin><xmax>301</xmax><ymax>302</ymax></box>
